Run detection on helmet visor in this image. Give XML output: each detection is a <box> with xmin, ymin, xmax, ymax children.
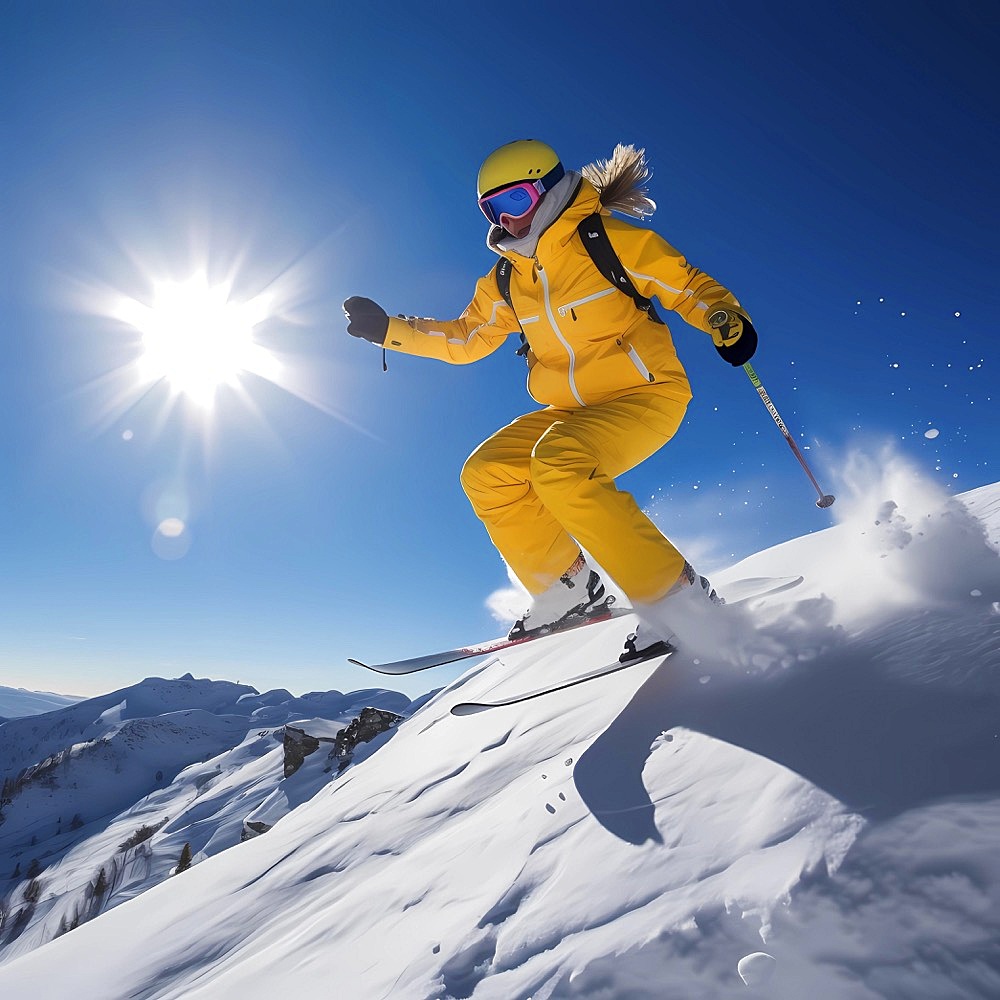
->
<box><xmin>478</xmin><ymin>181</ymin><xmax>544</xmax><ymax>226</ymax></box>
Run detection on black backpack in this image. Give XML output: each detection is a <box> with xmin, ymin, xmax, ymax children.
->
<box><xmin>494</xmin><ymin>212</ymin><xmax>664</xmax><ymax>357</ymax></box>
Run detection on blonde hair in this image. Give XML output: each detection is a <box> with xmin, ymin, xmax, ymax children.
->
<box><xmin>581</xmin><ymin>143</ymin><xmax>656</xmax><ymax>220</ymax></box>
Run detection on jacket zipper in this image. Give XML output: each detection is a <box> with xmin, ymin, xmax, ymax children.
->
<box><xmin>626</xmin><ymin>345</ymin><xmax>655</xmax><ymax>382</ymax></box>
<box><xmin>557</xmin><ymin>287</ymin><xmax>616</xmax><ymax>318</ymax></box>
<box><xmin>535</xmin><ymin>258</ymin><xmax>585</xmax><ymax>406</ymax></box>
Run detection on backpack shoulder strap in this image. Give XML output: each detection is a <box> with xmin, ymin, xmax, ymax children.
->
<box><xmin>576</xmin><ymin>213</ymin><xmax>664</xmax><ymax>325</ymax></box>
<box><xmin>494</xmin><ymin>257</ymin><xmax>530</xmax><ymax>356</ymax></box>
<box><xmin>494</xmin><ymin>257</ymin><xmax>514</xmax><ymax>311</ymax></box>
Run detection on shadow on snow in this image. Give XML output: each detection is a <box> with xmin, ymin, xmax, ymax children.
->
<box><xmin>576</xmin><ymin>603</ymin><xmax>1000</xmax><ymax>843</ymax></box>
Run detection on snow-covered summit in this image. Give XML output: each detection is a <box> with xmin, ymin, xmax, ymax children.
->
<box><xmin>0</xmin><ymin>674</ymin><xmax>256</xmax><ymax>778</ymax></box>
<box><xmin>1</xmin><ymin>465</ymin><xmax>998</xmax><ymax>998</ymax></box>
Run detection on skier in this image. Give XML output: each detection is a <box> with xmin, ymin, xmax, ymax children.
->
<box><xmin>344</xmin><ymin>140</ymin><xmax>757</xmax><ymax>661</ymax></box>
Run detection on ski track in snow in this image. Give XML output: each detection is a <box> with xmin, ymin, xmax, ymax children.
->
<box><xmin>0</xmin><ymin>460</ymin><xmax>999</xmax><ymax>998</ymax></box>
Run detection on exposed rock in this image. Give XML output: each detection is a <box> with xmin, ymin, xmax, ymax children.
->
<box><xmin>283</xmin><ymin>726</ymin><xmax>325</xmax><ymax>778</ymax></box>
<box><xmin>330</xmin><ymin>708</ymin><xmax>403</xmax><ymax>771</ymax></box>
<box><xmin>245</xmin><ymin>710</ymin><xmax>404</xmax><ymax>840</ymax></box>
<box><xmin>241</xmin><ymin>819</ymin><xmax>272</xmax><ymax>842</ymax></box>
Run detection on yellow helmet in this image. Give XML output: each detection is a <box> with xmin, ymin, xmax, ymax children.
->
<box><xmin>477</xmin><ymin>139</ymin><xmax>564</xmax><ymax>198</ymax></box>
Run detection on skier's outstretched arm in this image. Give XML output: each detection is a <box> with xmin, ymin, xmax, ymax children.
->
<box><xmin>608</xmin><ymin>222</ymin><xmax>757</xmax><ymax>366</ymax></box>
<box><xmin>344</xmin><ymin>272</ymin><xmax>516</xmax><ymax>366</ymax></box>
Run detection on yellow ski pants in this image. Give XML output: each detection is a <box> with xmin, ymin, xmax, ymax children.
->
<box><xmin>460</xmin><ymin>386</ymin><xmax>692</xmax><ymax>603</ymax></box>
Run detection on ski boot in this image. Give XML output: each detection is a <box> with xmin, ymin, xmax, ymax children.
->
<box><xmin>621</xmin><ymin>563</ymin><xmax>723</xmax><ymax>663</ymax></box>
<box><xmin>509</xmin><ymin>562</ymin><xmax>613</xmax><ymax>641</ymax></box>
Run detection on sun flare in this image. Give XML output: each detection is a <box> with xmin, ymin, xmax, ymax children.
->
<box><xmin>114</xmin><ymin>273</ymin><xmax>280</xmax><ymax>407</ymax></box>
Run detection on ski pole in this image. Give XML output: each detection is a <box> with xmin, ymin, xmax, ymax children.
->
<box><xmin>742</xmin><ymin>362</ymin><xmax>835</xmax><ymax>509</ymax></box>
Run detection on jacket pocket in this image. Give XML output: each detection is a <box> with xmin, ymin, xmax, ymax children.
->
<box><xmin>556</xmin><ymin>287</ymin><xmax>616</xmax><ymax>320</ymax></box>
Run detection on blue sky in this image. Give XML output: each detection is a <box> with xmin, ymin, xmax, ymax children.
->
<box><xmin>1</xmin><ymin>1</ymin><xmax>997</xmax><ymax>698</ymax></box>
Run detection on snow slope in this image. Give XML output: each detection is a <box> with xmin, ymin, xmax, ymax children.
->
<box><xmin>1</xmin><ymin>461</ymin><xmax>998</xmax><ymax>998</ymax></box>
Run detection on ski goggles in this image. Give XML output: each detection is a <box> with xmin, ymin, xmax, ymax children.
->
<box><xmin>478</xmin><ymin>161</ymin><xmax>566</xmax><ymax>226</ymax></box>
<box><xmin>478</xmin><ymin>181</ymin><xmax>545</xmax><ymax>226</ymax></box>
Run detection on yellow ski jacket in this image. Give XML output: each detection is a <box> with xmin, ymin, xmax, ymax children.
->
<box><xmin>384</xmin><ymin>177</ymin><xmax>743</xmax><ymax>409</ymax></box>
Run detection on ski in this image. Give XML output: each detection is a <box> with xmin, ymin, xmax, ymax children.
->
<box><xmin>349</xmin><ymin>575</ymin><xmax>803</xmax><ymax>676</ymax></box>
<box><xmin>347</xmin><ymin>605</ymin><xmax>633</xmax><ymax>675</ymax></box>
<box><xmin>450</xmin><ymin>647</ymin><xmax>674</xmax><ymax>716</ymax></box>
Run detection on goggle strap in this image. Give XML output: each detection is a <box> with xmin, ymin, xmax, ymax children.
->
<box><xmin>538</xmin><ymin>161</ymin><xmax>565</xmax><ymax>193</ymax></box>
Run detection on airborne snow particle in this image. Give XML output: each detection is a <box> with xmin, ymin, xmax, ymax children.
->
<box><xmin>122</xmin><ymin>429</ymin><xmax>134</xmax><ymax>441</ymax></box>
<box><xmin>924</xmin><ymin>428</ymin><xmax>940</xmax><ymax>439</ymax></box>
<box><xmin>738</xmin><ymin>952</ymin><xmax>776</xmax><ymax>987</ymax></box>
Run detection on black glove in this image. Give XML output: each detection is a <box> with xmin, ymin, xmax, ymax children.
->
<box><xmin>343</xmin><ymin>296</ymin><xmax>389</xmax><ymax>346</ymax></box>
<box><xmin>708</xmin><ymin>307</ymin><xmax>757</xmax><ymax>366</ymax></box>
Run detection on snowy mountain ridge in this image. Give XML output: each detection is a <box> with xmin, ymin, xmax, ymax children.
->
<box><xmin>0</xmin><ymin>686</ymin><xmax>82</xmax><ymax>721</ymax></box>
<box><xmin>1</xmin><ymin>460</ymin><xmax>999</xmax><ymax>998</ymax></box>
<box><xmin>0</xmin><ymin>674</ymin><xmax>413</xmax><ymax>966</ymax></box>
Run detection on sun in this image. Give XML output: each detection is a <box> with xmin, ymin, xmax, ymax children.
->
<box><xmin>114</xmin><ymin>272</ymin><xmax>280</xmax><ymax>408</ymax></box>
